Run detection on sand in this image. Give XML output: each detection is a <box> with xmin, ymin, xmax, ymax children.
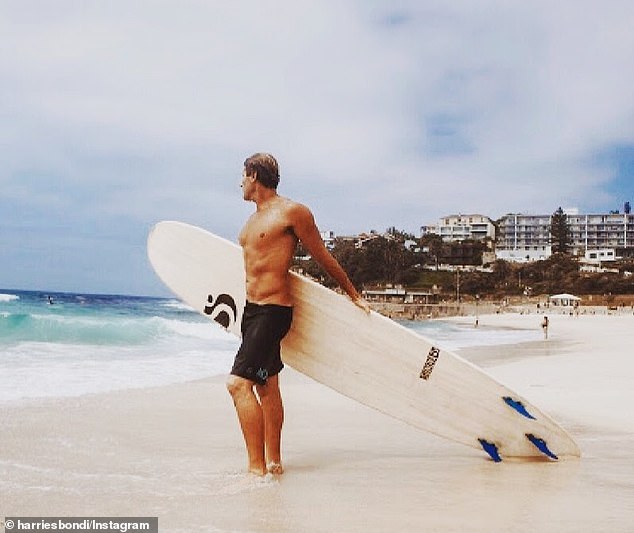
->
<box><xmin>2</xmin><ymin>313</ymin><xmax>634</xmax><ymax>532</ymax></box>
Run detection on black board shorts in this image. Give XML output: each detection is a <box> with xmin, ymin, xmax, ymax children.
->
<box><xmin>230</xmin><ymin>302</ymin><xmax>293</xmax><ymax>385</ymax></box>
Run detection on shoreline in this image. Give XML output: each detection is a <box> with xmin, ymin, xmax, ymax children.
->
<box><xmin>371</xmin><ymin>300</ymin><xmax>634</xmax><ymax>321</ymax></box>
<box><xmin>2</xmin><ymin>313</ymin><xmax>634</xmax><ymax>532</ymax></box>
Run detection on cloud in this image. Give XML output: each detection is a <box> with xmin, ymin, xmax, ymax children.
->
<box><xmin>1</xmin><ymin>0</ymin><xmax>634</xmax><ymax>292</ymax></box>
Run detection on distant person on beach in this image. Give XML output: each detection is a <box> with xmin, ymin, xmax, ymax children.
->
<box><xmin>226</xmin><ymin>152</ymin><xmax>370</xmax><ymax>476</ymax></box>
<box><xmin>542</xmin><ymin>316</ymin><xmax>549</xmax><ymax>339</ymax></box>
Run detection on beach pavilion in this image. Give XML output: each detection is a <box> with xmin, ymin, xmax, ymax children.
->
<box><xmin>549</xmin><ymin>293</ymin><xmax>581</xmax><ymax>306</ymax></box>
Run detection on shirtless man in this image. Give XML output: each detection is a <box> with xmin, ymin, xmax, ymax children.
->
<box><xmin>226</xmin><ymin>153</ymin><xmax>369</xmax><ymax>476</ymax></box>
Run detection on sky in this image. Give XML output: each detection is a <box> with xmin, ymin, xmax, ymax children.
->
<box><xmin>2</xmin><ymin>0</ymin><xmax>634</xmax><ymax>296</ymax></box>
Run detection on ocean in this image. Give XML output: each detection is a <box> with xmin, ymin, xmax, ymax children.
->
<box><xmin>0</xmin><ymin>290</ymin><xmax>238</xmax><ymax>404</ymax></box>
<box><xmin>403</xmin><ymin>317</ymin><xmax>542</xmax><ymax>351</ymax></box>
<box><xmin>0</xmin><ymin>289</ymin><xmax>541</xmax><ymax>404</ymax></box>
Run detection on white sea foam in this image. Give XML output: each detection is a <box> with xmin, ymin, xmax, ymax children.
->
<box><xmin>161</xmin><ymin>299</ymin><xmax>195</xmax><ymax>312</ymax></box>
<box><xmin>0</xmin><ymin>340</ymin><xmax>237</xmax><ymax>403</ymax></box>
<box><xmin>0</xmin><ymin>293</ymin><xmax>19</xmax><ymax>302</ymax></box>
<box><xmin>159</xmin><ymin>316</ymin><xmax>233</xmax><ymax>341</ymax></box>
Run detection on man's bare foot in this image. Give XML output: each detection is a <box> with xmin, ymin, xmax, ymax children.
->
<box><xmin>266</xmin><ymin>462</ymin><xmax>284</xmax><ymax>475</ymax></box>
<box><xmin>248</xmin><ymin>466</ymin><xmax>267</xmax><ymax>476</ymax></box>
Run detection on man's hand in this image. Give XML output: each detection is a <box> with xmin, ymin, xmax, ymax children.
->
<box><xmin>352</xmin><ymin>296</ymin><xmax>371</xmax><ymax>314</ymax></box>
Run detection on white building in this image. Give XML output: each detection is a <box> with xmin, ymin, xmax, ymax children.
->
<box><xmin>421</xmin><ymin>214</ymin><xmax>495</xmax><ymax>242</ymax></box>
<box><xmin>495</xmin><ymin>214</ymin><xmax>552</xmax><ymax>262</ymax></box>
<box><xmin>567</xmin><ymin>213</ymin><xmax>634</xmax><ymax>257</ymax></box>
<box><xmin>496</xmin><ymin>211</ymin><xmax>634</xmax><ymax>262</ymax></box>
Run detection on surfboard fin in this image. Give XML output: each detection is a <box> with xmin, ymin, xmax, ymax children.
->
<box><xmin>478</xmin><ymin>439</ymin><xmax>502</xmax><ymax>462</ymax></box>
<box><xmin>502</xmin><ymin>396</ymin><xmax>536</xmax><ymax>420</ymax></box>
<box><xmin>526</xmin><ymin>433</ymin><xmax>558</xmax><ymax>460</ymax></box>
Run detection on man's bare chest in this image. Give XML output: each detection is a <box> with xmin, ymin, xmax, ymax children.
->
<box><xmin>240</xmin><ymin>211</ymin><xmax>294</xmax><ymax>248</ymax></box>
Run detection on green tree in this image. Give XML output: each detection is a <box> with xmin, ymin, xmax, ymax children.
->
<box><xmin>420</xmin><ymin>234</ymin><xmax>443</xmax><ymax>270</ymax></box>
<box><xmin>331</xmin><ymin>239</ymin><xmax>362</xmax><ymax>286</ymax></box>
<box><xmin>357</xmin><ymin>236</ymin><xmax>414</xmax><ymax>285</ymax></box>
<box><xmin>550</xmin><ymin>207</ymin><xmax>571</xmax><ymax>255</ymax></box>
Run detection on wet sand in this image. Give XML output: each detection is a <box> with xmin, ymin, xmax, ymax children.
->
<box><xmin>2</xmin><ymin>313</ymin><xmax>634</xmax><ymax>532</ymax></box>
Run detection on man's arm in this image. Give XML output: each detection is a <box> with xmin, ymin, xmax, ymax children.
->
<box><xmin>291</xmin><ymin>203</ymin><xmax>370</xmax><ymax>313</ymax></box>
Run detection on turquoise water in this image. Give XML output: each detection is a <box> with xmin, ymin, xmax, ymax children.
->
<box><xmin>0</xmin><ymin>290</ymin><xmax>540</xmax><ymax>404</ymax></box>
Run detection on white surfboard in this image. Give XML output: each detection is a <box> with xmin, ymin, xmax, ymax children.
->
<box><xmin>147</xmin><ymin>221</ymin><xmax>580</xmax><ymax>461</ymax></box>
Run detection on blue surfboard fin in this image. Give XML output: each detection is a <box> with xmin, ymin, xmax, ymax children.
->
<box><xmin>503</xmin><ymin>396</ymin><xmax>536</xmax><ymax>420</ymax></box>
<box><xmin>478</xmin><ymin>439</ymin><xmax>502</xmax><ymax>462</ymax></box>
<box><xmin>526</xmin><ymin>433</ymin><xmax>558</xmax><ymax>460</ymax></box>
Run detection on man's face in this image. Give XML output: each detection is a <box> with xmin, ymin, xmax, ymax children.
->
<box><xmin>240</xmin><ymin>168</ymin><xmax>256</xmax><ymax>200</ymax></box>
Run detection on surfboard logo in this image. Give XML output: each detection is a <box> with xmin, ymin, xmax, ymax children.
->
<box><xmin>420</xmin><ymin>347</ymin><xmax>440</xmax><ymax>380</ymax></box>
<box><xmin>203</xmin><ymin>293</ymin><xmax>238</xmax><ymax>329</ymax></box>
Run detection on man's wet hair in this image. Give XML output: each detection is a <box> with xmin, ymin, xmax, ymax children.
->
<box><xmin>244</xmin><ymin>153</ymin><xmax>280</xmax><ymax>190</ymax></box>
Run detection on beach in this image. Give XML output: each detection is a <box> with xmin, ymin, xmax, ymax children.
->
<box><xmin>2</xmin><ymin>312</ymin><xmax>634</xmax><ymax>532</ymax></box>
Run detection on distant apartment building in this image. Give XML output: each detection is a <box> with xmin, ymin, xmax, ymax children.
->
<box><xmin>568</xmin><ymin>213</ymin><xmax>634</xmax><ymax>260</ymax></box>
<box><xmin>421</xmin><ymin>214</ymin><xmax>495</xmax><ymax>242</ymax></box>
<box><xmin>496</xmin><ymin>211</ymin><xmax>634</xmax><ymax>262</ymax></box>
<box><xmin>495</xmin><ymin>214</ymin><xmax>552</xmax><ymax>262</ymax></box>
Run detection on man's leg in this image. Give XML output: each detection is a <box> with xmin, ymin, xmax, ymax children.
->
<box><xmin>256</xmin><ymin>374</ymin><xmax>284</xmax><ymax>474</ymax></box>
<box><xmin>226</xmin><ymin>375</ymin><xmax>266</xmax><ymax>475</ymax></box>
